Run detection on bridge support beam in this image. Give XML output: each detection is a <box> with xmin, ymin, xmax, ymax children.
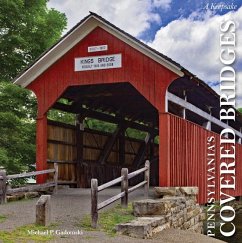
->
<box><xmin>159</xmin><ymin>113</ymin><xmax>171</xmax><ymax>187</ymax></box>
<box><xmin>36</xmin><ymin>115</ymin><xmax>47</xmax><ymax>184</ymax></box>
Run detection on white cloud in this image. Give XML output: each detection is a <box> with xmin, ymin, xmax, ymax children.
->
<box><xmin>153</xmin><ymin>0</ymin><xmax>171</xmax><ymax>9</ymax></box>
<box><xmin>148</xmin><ymin>6</ymin><xmax>242</xmax><ymax>107</ymax></box>
<box><xmin>48</xmin><ymin>0</ymin><xmax>171</xmax><ymax>37</ymax></box>
<box><xmin>47</xmin><ymin>1</ymin><xmax>241</xmax><ymax>107</ymax></box>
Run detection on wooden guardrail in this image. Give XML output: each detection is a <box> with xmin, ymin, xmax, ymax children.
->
<box><xmin>0</xmin><ymin>163</ymin><xmax>58</xmax><ymax>204</ymax></box>
<box><xmin>91</xmin><ymin>160</ymin><xmax>150</xmax><ymax>228</ymax></box>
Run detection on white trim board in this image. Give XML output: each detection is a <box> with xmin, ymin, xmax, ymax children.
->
<box><xmin>167</xmin><ymin>92</ymin><xmax>242</xmax><ymax>138</ymax></box>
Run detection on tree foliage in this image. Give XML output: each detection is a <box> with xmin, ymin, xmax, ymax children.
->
<box><xmin>47</xmin><ymin>98</ymin><xmax>76</xmax><ymax>125</ymax></box>
<box><xmin>0</xmin><ymin>0</ymin><xmax>67</xmax><ymax>80</ymax></box>
<box><xmin>0</xmin><ymin>0</ymin><xmax>67</xmax><ymax>174</ymax></box>
<box><xmin>0</xmin><ymin>82</ymin><xmax>37</xmax><ymax>173</ymax></box>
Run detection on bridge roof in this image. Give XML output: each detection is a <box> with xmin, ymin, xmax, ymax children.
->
<box><xmin>12</xmin><ymin>12</ymin><xmax>242</xmax><ymax>132</ymax></box>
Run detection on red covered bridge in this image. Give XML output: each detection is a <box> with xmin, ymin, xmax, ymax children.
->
<box><xmin>13</xmin><ymin>13</ymin><xmax>242</xmax><ymax>204</ymax></box>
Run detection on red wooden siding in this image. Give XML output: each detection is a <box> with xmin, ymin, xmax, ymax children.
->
<box><xmin>36</xmin><ymin>116</ymin><xmax>47</xmax><ymax>183</ymax></box>
<box><xmin>27</xmin><ymin>27</ymin><xmax>178</xmax><ymax>117</ymax></box>
<box><xmin>27</xmin><ymin>26</ymin><xmax>178</xmax><ymax>184</ymax></box>
<box><xmin>159</xmin><ymin>113</ymin><xmax>242</xmax><ymax>204</ymax></box>
<box><xmin>25</xmin><ymin>21</ymin><xmax>242</xmax><ymax>205</ymax></box>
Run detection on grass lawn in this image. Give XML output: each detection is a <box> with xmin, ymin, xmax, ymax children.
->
<box><xmin>80</xmin><ymin>203</ymin><xmax>135</xmax><ymax>235</ymax></box>
<box><xmin>0</xmin><ymin>224</ymin><xmax>55</xmax><ymax>243</ymax></box>
<box><xmin>0</xmin><ymin>215</ymin><xmax>7</xmax><ymax>223</ymax></box>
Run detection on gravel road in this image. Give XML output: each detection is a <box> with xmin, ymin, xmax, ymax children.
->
<box><xmin>0</xmin><ymin>188</ymin><xmax>225</xmax><ymax>243</ymax></box>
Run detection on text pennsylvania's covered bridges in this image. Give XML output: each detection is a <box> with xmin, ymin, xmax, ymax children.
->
<box><xmin>14</xmin><ymin>13</ymin><xmax>242</xmax><ymax>204</ymax></box>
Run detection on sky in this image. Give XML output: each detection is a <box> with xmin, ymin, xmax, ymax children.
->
<box><xmin>47</xmin><ymin>0</ymin><xmax>242</xmax><ymax>107</ymax></box>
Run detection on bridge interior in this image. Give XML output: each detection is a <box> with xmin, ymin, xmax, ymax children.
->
<box><xmin>47</xmin><ymin>82</ymin><xmax>159</xmax><ymax>187</ymax></box>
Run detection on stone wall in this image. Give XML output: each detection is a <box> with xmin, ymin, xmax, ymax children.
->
<box><xmin>116</xmin><ymin>187</ymin><xmax>206</xmax><ymax>239</ymax></box>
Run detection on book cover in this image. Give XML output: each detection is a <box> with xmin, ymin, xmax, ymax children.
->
<box><xmin>0</xmin><ymin>0</ymin><xmax>241</xmax><ymax>242</ymax></box>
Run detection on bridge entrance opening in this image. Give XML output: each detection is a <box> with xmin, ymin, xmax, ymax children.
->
<box><xmin>47</xmin><ymin>82</ymin><xmax>159</xmax><ymax>187</ymax></box>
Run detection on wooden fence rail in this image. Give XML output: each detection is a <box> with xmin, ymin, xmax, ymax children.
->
<box><xmin>91</xmin><ymin>160</ymin><xmax>150</xmax><ymax>228</ymax></box>
<box><xmin>0</xmin><ymin>163</ymin><xmax>58</xmax><ymax>204</ymax></box>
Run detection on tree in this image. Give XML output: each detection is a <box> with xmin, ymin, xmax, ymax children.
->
<box><xmin>0</xmin><ymin>0</ymin><xmax>67</xmax><ymax>174</ymax></box>
<box><xmin>0</xmin><ymin>0</ymin><xmax>67</xmax><ymax>80</ymax></box>
<box><xmin>0</xmin><ymin>82</ymin><xmax>37</xmax><ymax>173</ymax></box>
